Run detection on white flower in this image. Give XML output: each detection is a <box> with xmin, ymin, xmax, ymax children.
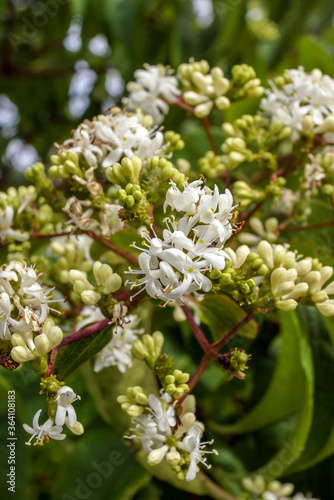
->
<box><xmin>0</xmin><ymin>262</ymin><xmax>62</xmax><ymax>340</ymax></box>
<box><xmin>99</xmin><ymin>203</ymin><xmax>124</xmax><ymax>237</ymax></box>
<box><xmin>23</xmin><ymin>409</ymin><xmax>66</xmax><ymax>445</ymax></box>
<box><xmin>60</xmin><ymin>110</ymin><xmax>165</xmax><ymax>169</ymax></box>
<box><xmin>163</xmin><ymin>180</ymin><xmax>204</xmax><ymax>214</ymax></box>
<box><xmin>147</xmin><ymin>392</ymin><xmax>176</xmax><ymax>434</ymax></box>
<box><xmin>261</xmin><ymin>67</ymin><xmax>334</xmax><ymax>140</ymax></box>
<box><xmin>55</xmin><ymin>386</ymin><xmax>81</xmax><ymax>427</ymax></box>
<box><xmin>93</xmin><ymin>314</ymin><xmax>144</xmax><ymax>373</ymax></box>
<box><xmin>76</xmin><ymin>305</ymin><xmax>105</xmax><ymax>331</ymax></box>
<box><xmin>177</xmin><ymin>422</ymin><xmax>218</xmax><ymax>481</ymax></box>
<box><xmin>0</xmin><ymin>206</ymin><xmax>28</xmax><ymax>243</ymax></box>
<box><xmin>125</xmin><ymin>64</ymin><xmax>180</xmax><ymax>124</ymax></box>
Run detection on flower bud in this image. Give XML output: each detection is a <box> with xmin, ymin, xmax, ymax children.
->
<box><xmin>81</xmin><ymin>290</ymin><xmax>101</xmax><ymax>305</ymax></box>
<box><xmin>34</xmin><ymin>334</ymin><xmax>50</xmax><ymax>356</ymax></box>
<box><xmin>104</xmin><ymin>273</ymin><xmax>122</xmax><ymax>294</ymax></box>
<box><xmin>166</xmin><ymin>448</ymin><xmax>181</xmax><ymax>466</ymax></box>
<box><xmin>147</xmin><ymin>445</ymin><xmax>169</xmax><ymax>466</ymax></box>
<box><xmin>276</xmin><ymin>299</ymin><xmax>298</xmax><ymax>311</ymax></box>
<box><xmin>317</xmin><ymin>300</ymin><xmax>334</xmax><ymax>316</ymax></box>
<box><xmin>11</xmin><ymin>346</ymin><xmax>35</xmax><ymax>363</ymax></box>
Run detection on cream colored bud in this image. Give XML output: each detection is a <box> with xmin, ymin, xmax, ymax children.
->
<box><xmin>305</xmin><ymin>271</ymin><xmax>321</xmax><ymax>294</ymax></box>
<box><xmin>194</xmin><ymin>101</ymin><xmax>214</xmax><ymax>118</ymax></box>
<box><xmin>175</xmin><ymin>412</ymin><xmax>196</xmax><ymax>438</ymax></box>
<box><xmin>296</xmin><ymin>259</ymin><xmax>313</xmax><ymax>277</ymax></box>
<box><xmin>192</xmin><ymin>71</ymin><xmax>210</xmax><ymax>92</ymax></box>
<box><xmin>126</xmin><ymin>405</ymin><xmax>144</xmax><ymax>418</ymax></box>
<box><xmin>73</xmin><ymin>281</ymin><xmax>90</xmax><ymax>295</ymax></box>
<box><xmin>66</xmin><ymin>419</ymin><xmax>84</xmax><ymax>435</ymax></box>
<box><xmin>249</xmin><ymin>217</ymin><xmax>265</xmax><ymax>236</ymax></box>
<box><xmin>276</xmin><ymin>299</ymin><xmax>298</xmax><ymax>311</ymax></box>
<box><xmin>312</xmin><ymin>291</ymin><xmax>328</xmax><ymax>303</ymax></box>
<box><xmin>229</xmin><ymin>151</ymin><xmax>246</xmax><ymax>163</ymax></box>
<box><xmin>314</xmin><ymin>116</ymin><xmax>334</xmax><ymax>134</ymax></box>
<box><xmin>34</xmin><ymin>334</ymin><xmax>50</xmax><ymax>356</ymax></box>
<box><xmin>147</xmin><ymin>445</ymin><xmax>169</xmax><ymax>466</ymax></box>
<box><xmin>11</xmin><ymin>346</ymin><xmax>35</xmax><ymax>363</ymax></box>
<box><xmin>152</xmin><ymin>331</ymin><xmax>164</xmax><ymax>352</ymax></box>
<box><xmin>132</xmin><ymin>339</ymin><xmax>149</xmax><ymax>359</ymax></box>
<box><xmin>215</xmin><ymin>96</ymin><xmax>230</xmax><ymax>110</ymax></box>
<box><xmin>104</xmin><ymin>273</ymin><xmax>122</xmax><ymax>294</ymax></box>
<box><xmin>183</xmin><ymin>91</ymin><xmax>208</xmax><ymax>105</ymax></box>
<box><xmin>134</xmin><ymin>392</ymin><xmax>148</xmax><ymax>405</ymax></box>
<box><xmin>222</xmin><ymin>122</ymin><xmax>235</xmax><ymax>136</ymax></box>
<box><xmin>257</xmin><ymin>240</ymin><xmax>274</xmax><ymax>269</ymax></box>
<box><xmin>69</xmin><ymin>269</ymin><xmax>87</xmax><ymax>284</ymax></box>
<box><xmin>47</xmin><ymin>326</ymin><xmax>63</xmax><ymax>349</ymax></box>
<box><xmin>275</xmin><ymin>281</ymin><xmax>295</xmax><ymax>298</ymax></box>
<box><xmin>282</xmin><ymin>282</ymin><xmax>309</xmax><ymax>300</ymax></box>
<box><xmin>142</xmin><ymin>334</ymin><xmax>155</xmax><ymax>351</ymax></box>
<box><xmin>270</xmin><ymin>268</ymin><xmax>288</xmax><ymax>294</ymax></box>
<box><xmin>317</xmin><ymin>300</ymin><xmax>334</xmax><ymax>316</ymax></box>
<box><xmin>278</xmin><ymin>483</ymin><xmax>294</xmax><ymax>496</ymax></box>
<box><xmin>166</xmin><ymin>448</ymin><xmax>181</xmax><ymax>466</ymax></box>
<box><xmin>81</xmin><ymin>290</ymin><xmax>101</xmax><ymax>305</ymax></box>
<box><xmin>301</xmin><ymin>115</ymin><xmax>314</xmax><ymax>133</ymax></box>
<box><xmin>320</xmin><ymin>266</ymin><xmax>333</xmax><ymax>286</ymax></box>
<box><xmin>10</xmin><ymin>334</ymin><xmax>26</xmax><ymax>348</ymax></box>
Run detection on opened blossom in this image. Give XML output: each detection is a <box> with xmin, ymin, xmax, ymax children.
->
<box><xmin>126</xmin><ymin>180</ymin><xmax>235</xmax><ymax>305</ymax></box>
<box><xmin>23</xmin><ymin>409</ymin><xmax>66</xmax><ymax>445</ymax></box>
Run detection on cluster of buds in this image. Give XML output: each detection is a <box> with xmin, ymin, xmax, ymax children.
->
<box><xmin>198</xmin><ymin>151</ymin><xmax>226</xmax><ymax>179</ymax></box>
<box><xmin>233</xmin><ymin>180</ymin><xmax>266</xmax><ymax>209</ymax></box>
<box><xmin>218</xmin><ymin>347</ymin><xmax>251</xmax><ymax>380</ymax></box>
<box><xmin>69</xmin><ymin>262</ymin><xmax>122</xmax><ymax>306</ymax></box>
<box><xmin>49</xmin><ymin>151</ymin><xmax>82</xmax><ymax>180</ymax></box>
<box><xmin>254</xmin><ymin>241</ymin><xmax>334</xmax><ymax>315</ymax></box>
<box><xmin>106</xmin><ymin>156</ymin><xmax>151</xmax><ymax>225</ymax></box>
<box><xmin>222</xmin><ymin>114</ymin><xmax>291</xmax><ymax>171</ymax></box>
<box><xmin>119</xmin><ymin>391</ymin><xmax>217</xmax><ymax>481</ymax></box>
<box><xmin>241</xmin><ymin>475</ymin><xmax>317</xmax><ymax>500</ymax></box>
<box><xmin>228</xmin><ymin>64</ymin><xmax>264</xmax><ymax>100</ymax></box>
<box><xmin>141</xmin><ymin>156</ymin><xmax>188</xmax><ymax>204</ymax></box>
<box><xmin>50</xmin><ymin>235</ymin><xmax>93</xmax><ymax>284</ymax></box>
<box><xmin>10</xmin><ymin>318</ymin><xmax>63</xmax><ymax>365</ymax></box>
<box><xmin>239</xmin><ymin>217</ymin><xmax>279</xmax><ymax>246</ymax></box>
<box><xmin>178</xmin><ymin>60</ymin><xmax>230</xmax><ymax>117</ymax></box>
<box><xmin>209</xmin><ymin>246</ymin><xmax>269</xmax><ymax>305</ymax></box>
<box><xmin>163</xmin><ymin>131</ymin><xmax>185</xmax><ymax>154</ymax></box>
<box><xmin>25</xmin><ymin>162</ymin><xmax>53</xmax><ymax>195</ymax></box>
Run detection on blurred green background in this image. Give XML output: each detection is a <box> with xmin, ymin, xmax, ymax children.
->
<box><xmin>1</xmin><ymin>1</ymin><xmax>334</xmax><ymax>499</ymax></box>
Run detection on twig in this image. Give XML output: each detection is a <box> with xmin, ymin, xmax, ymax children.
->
<box><xmin>58</xmin><ymin>318</ymin><xmax>110</xmax><ymax>348</ymax></box>
<box><xmin>182</xmin><ymin>305</ymin><xmax>212</xmax><ymax>353</ymax></box>
<box><xmin>201</xmin><ymin>117</ymin><xmax>219</xmax><ymax>156</ymax></box>
<box><xmin>87</xmin><ymin>231</ymin><xmax>139</xmax><ymax>265</ymax></box>
<box><xmin>280</xmin><ymin>220</ymin><xmax>334</xmax><ymax>232</ymax></box>
<box><xmin>211</xmin><ymin>311</ymin><xmax>255</xmax><ymax>352</ymax></box>
<box><xmin>178</xmin><ymin>354</ymin><xmax>211</xmax><ymax>405</ymax></box>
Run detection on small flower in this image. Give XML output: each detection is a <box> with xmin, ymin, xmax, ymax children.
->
<box><xmin>125</xmin><ymin>64</ymin><xmax>180</xmax><ymax>124</ymax></box>
<box><xmin>94</xmin><ymin>315</ymin><xmax>144</xmax><ymax>373</ymax></box>
<box><xmin>23</xmin><ymin>409</ymin><xmax>66</xmax><ymax>445</ymax></box>
<box><xmin>55</xmin><ymin>386</ymin><xmax>81</xmax><ymax>427</ymax></box>
<box><xmin>0</xmin><ymin>206</ymin><xmax>28</xmax><ymax>243</ymax></box>
<box><xmin>177</xmin><ymin>423</ymin><xmax>218</xmax><ymax>481</ymax></box>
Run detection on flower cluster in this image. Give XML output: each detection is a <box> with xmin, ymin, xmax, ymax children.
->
<box><xmin>0</xmin><ymin>262</ymin><xmax>63</xmax><ymax>358</ymax></box>
<box><xmin>118</xmin><ymin>391</ymin><xmax>217</xmax><ymax>481</ymax></box>
<box><xmin>241</xmin><ymin>476</ymin><xmax>318</xmax><ymax>500</ymax></box>
<box><xmin>126</xmin><ymin>179</ymin><xmax>236</xmax><ymax>305</ymax></box>
<box><xmin>261</xmin><ymin>67</ymin><xmax>334</xmax><ymax>140</ymax></box>
<box><xmin>93</xmin><ymin>314</ymin><xmax>144</xmax><ymax>373</ymax></box>
<box><xmin>23</xmin><ymin>385</ymin><xmax>82</xmax><ymax>445</ymax></box>
<box><xmin>125</xmin><ymin>64</ymin><xmax>181</xmax><ymax>124</ymax></box>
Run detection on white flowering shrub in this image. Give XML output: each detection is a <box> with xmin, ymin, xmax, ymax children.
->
<box><xmin>2</xmin><ymin>60</ymin><xmax>334</xmax><ymax>499</ymax></box>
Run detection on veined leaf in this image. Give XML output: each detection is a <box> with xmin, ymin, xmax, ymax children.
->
<box><xmin>285</xmin><ymin>308</ymin><xmax>334</xmax><ymax>474</ymax></box>
<box><xmin>197</xmin><ymin>294</ymin><xmax>258</xmax><ymax>342</ymax></box>
<box><xmin>209</xmin><ymin>310</ymin><xmax>305</xmax><ymax>434</ymax></box>
<box><xmin>54</xmin><ymin>326</ymin><xmax>113</xmax><ymax>380</ymax></box>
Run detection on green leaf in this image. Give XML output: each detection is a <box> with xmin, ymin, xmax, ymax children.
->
<box><xmin>54</xmin><ymin>326</ymin><xmax>113</xmax><ymax>380</ymax></box>
<box><xmin>82</xmin><ymin>360</ymin><xmax>157</xmax><ymax>434</ymax></box>
<box><xmin>209</xmin><ymin>310</ymin><xmax>306</xmax><ymax>434</ymax></box>
<box><xmin>52</xmin><ymin>427</ymin><xmax>150</xmax><ymax>500</ymax></box>
<box><xmin>136</xmin><ymin>450</ymin><xmax>237</xmax><ymax>500</ymax></box>
<box><xmin>197</xmin><ymin>294</ymin><xmax>258</xmax><ymax>342</ymax></box>
<box><xmin>285</xmin><ymin>308</ymin><xmax>334</xmax><ymax>474</ymax></box>
<box><xmin>297</xmin><ymin>35</ymin><xmax>334</xmax><ymax>74</ymax></box>
<box><xmin>252</xmin><ymin>310</ymin><xmax>314</xmax><ymax>478</ymax></box>
<box><xmin>90</xmin><ymin>230</ymin><xmax>143</xmax><ymax>262</ymax></box>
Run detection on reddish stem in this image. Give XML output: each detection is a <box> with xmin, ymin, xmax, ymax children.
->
<box><xmin>46</xmin><ymin>347</ymin><xmax>59</xmax><ymax>376</ymax></box>
<box><xmin>166</xmin><ymin>96</ymin><xmax>195</xmax><ymax>113</ymax></box>
<box><xmin>211</xmin><ymin>311</ymin><xmax>255</xmax><ymax>352</ymax></box>
<box><xmin>178</xmin><ymin>354</ymin><xmax>210</xmax><ymax>405</ymax></box>
<box><xmin>280</xmin><ymin>219</ymin><xmax>334</xmax><ymax>232</ymax></box>
<box><xmin>31</xmin><ymin>230</ymin><xmax>75</xmax><ymax>239</ymax></box>
<box><xmin>182</xmin><ymin>305</ymin><xmax>212</xmax><ymax>353</ymax></box>
<box><xmin>87</xmin><ymin>230</ymin><xmax>138</xmax><ymax>265</ymax></box>
<box><xmin>201</xmin><ymin>117</ymin><xmax>219</xmax><ymax>156</ymax></box>
<box><xmin>58</xmin><ymin>318</ymin><xmax>110</xmax><ymax>348</ymax></box>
